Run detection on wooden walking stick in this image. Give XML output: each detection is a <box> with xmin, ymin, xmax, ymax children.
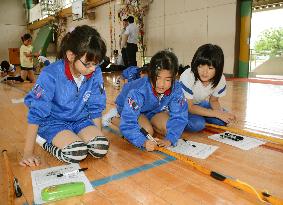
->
<box><xmin>2</xmin><ymin>150</ymin><xmax>23</xmax><ymax>205</ymax></box>
<box><xmin>2</xmin><ymin>150</ymin><xmax>15</xmax><ymax>205</ymax></box>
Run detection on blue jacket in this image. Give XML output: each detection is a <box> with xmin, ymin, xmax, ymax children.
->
<box><xmin>122</xmin><ymin>66</ymin><xmax>141</xmax><ymax>82</ymax></box>
<box><xmin>25</xmin><ymin>60</ymin><xmax>106</xmax><ymax>125</ymax></box>
<box><xmin>115</xmin><ymin>77</ymin><xmax>188</xmax><ymax>148</ymax></box>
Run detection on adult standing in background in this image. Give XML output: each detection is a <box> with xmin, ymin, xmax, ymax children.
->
<box><xmin>124</xmin><ymin>16</ymin><xmax>138</xmax><ymax>66</ymax></box>
<box><xmin>119</xmin><ymin>18</ymin><xmax>129</xmax><ymax>67</ymax></box>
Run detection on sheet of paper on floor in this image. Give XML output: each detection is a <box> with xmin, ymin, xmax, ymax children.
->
<box><xmin>31</xmin><ymin>163</ymin><xmax>93</xmax><ymax>204</ymax></box>
<box><xmin>168</xmin><ymin>139</ymin><xmax>218</xmax><ymax>159</ymax></box>
<box><xmin>208</xmin><ymin>131</ymin><xmax>266</xmax><ymax>150</ymax></box>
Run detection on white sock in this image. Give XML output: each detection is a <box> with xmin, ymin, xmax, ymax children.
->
<box><xmin>36</xmin><ymin>135</ymin><xmax>47</xmax><ymax>147</ymax></box>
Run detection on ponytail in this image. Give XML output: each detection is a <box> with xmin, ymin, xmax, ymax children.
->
<box><xmin>57</xmin><ymin>32</ymin><xmax>71</xmax><ymax>59</ymax></box>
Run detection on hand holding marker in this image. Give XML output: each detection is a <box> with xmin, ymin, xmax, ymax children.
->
<box><xmin>140</xmin><ymin>127</ymin><xmax>158</xmax><ymax>145</ymax></box>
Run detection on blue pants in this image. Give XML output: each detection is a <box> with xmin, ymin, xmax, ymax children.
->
<box><xmin>185</xmin><ymin>101</ymin><xmax>227</xmax><ymax>132</ymax></box>
<box><xmin>38</xmin><ymin>117</ymin><xmax>95</xmax><ymax>144</ymax></box>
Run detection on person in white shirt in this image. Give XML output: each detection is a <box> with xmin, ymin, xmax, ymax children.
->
<box><xmin>119</xmin><ymin>18</ymin><xmax>129</xmax><ymax>67</ymax></box>
<box><xmin>0</xmin><ymin>60</ymin><xmax>23</xmax><ymax>82</ymax></box>
<box><xmin>20</xmin><ymin>33</ymin><xmax>40</xmax><ymax>83</ymax></box>
<box><xmin>112</xmin><ymin>50</ymin><xmax>124</xmax><ymax>66</ymax></box>
<box><xmin>123</xmin><ymin>16</ymin><xmax>139</xmax><ymax>66</ymax></box>
<box><xmin>179</xmin><ymin>44</ymin><xmax>236</xmax><ymax>132</ymax></box>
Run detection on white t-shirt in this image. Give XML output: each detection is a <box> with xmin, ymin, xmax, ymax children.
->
<box><xmin>20</xmin><ymin>44</ymin><xmax>33</xmax><ymax>68</ymax></box>
<box><xmin>124</xmin><ymin>23</ymin><xmax>138</xmax><ymax>44</ymax></box>
<box><xmin>73</xmin><ymin>75</ymin><xmax>85</xmax><ymax>90</ymax></box>
<box><xmin>179</xmin><ymin>68</ymin><xmax>227</xmax><ymax>104</ymax></box>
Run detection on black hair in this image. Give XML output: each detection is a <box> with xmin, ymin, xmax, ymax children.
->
<box><xmin>57</xmin><ymin>25</ymin><xmax>106</xmax><ymax>63</ymax></box>
<box><xmin>140</xmin><ymin>63</ymin><xmax>149</xmax><ymax>72</ymax></box>
<box><xmin>178</xmin><ymin>64</ymin><xmax>190</xmax><ymax>75</ymax></box>
<box><xmin>114</xmin><ymin>50</ymin><xmax>118</xmax><ymax>55</ymax></box>
<box><xmin>21</xmin><ymin>33</ymin><xmax>32</xmax><ymax>42</ymax></box>
<box><xmin>191</xmin><ymin>44</ymin><xmax>224</xmax><ymax>88</ymax></box>
<box><xmin>149</xmin><ymin>50</ymin><xmax>178</xmax><ymax>88</ymax></box>
<box><xmin>0</xmin><ymin>60</ymin><xmax>10</xmax><ymax>72</ymax></box>
<box><xmin>127</xmin><ymin>16</ymin><xmax>134</xmax><ymax>23</ymax></box>
<box><xmin>123</xmin><ymin>18</ymin><xmax>128</xmax><ymax>22</ymax></box>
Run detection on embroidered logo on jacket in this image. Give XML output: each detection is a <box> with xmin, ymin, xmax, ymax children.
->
<box><xmin>161</xmin><ymin>105</ymin><xmax>169</xmax><ymax>112</ymax></box>
<box><xmin>128</xmin><ymin>97</ymin><xmax>139</xmax><ymax>110</ymax></box>
<box><xmin>32</xmin><ymin>84</ymin><xmax>44</xmax><ymax>99</ymax></box>
<box><xmin>83</xmin><ymin>91</ymin><xmax>91</xmax><ymax>102</ymax></box>
<box><xmin>178</xmin><ymin>95</ymin><xmax>187</xmax><ymax>106</ymax></box>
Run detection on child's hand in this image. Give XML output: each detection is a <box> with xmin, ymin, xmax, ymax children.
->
<box><xmin>217</xmin><ymin>111</ymin><xmax>236</xmax><ymax>124</ymax></box>
<box><xmin>20</xmin><ymin>154</ymin><xmax>40</xmax><ymax>167</ymax></box>
<box><xmin>156</xmin><ymin>139</ymin><xmax>171</xmax><ymax>147</ymax></box>
<box><xmin>144</xmin><ymin>140</ymin><xmax>157</xmax><ymax>151</ymax></box>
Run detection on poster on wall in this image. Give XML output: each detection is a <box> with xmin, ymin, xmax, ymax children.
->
<box><xmin>72</xmin><ymin>0</ymin><xmax>83</xmax><ymax>21</ymax></box>
<box><xmin>29</xmin><ymin>4</ymin><xmax>42</xmax><ymax>23</ymax></box>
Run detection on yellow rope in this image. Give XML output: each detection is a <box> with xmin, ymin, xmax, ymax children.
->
<box><xmin>206</xmin><ymin>123</ymin><xmax>283</xmax><ymax>145</ymax></box>
<box><xmin>156</xmin><ymin>146</ymin><xmax>283</xmax><ymax>205</ymax></box>
<box><xmin>236</xmin><ymin>179</ymin><xmax>266</xmax><ymax>203</ymax></box>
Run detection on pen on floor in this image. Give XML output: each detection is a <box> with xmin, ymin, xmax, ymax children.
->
<box><xmin>57</xmin><ymin>168</ymin><xmax>88</xmax><ymax>177</ymax></box>
<box><xmin>13</xmin><ymin>177</ymin><xmax>22</xmax><ymax>197</ymax></box>
<box><xmin>140</xmin><ymin>127</ymin><xmax>158</xmax><ymax>144</ymax></box>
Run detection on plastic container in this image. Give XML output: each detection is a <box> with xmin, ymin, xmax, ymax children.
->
<box><xmin>41</xmin><ymin>182</ymin><xmax>85</xmax><ymax>202</ymax></box>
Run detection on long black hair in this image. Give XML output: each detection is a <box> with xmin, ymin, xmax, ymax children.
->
<box><xmin>191</xmin><ymin>44</ymin><xmax>224</xmax><ymax>88</ymax></box>
<box><xmin>149</xmin><ymin>50</ymin><xmax>179</xmax><ymax>88</ymax></box>
<box><xmin>57</xmin><ymin>25</ymin><xmax>106</xmax><ymax>63</ymax></box>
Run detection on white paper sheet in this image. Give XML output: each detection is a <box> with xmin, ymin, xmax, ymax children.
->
<box><xmin>168</xmin><ymin>139</ymin><xmax>218</xmax><ymax>159</ymax></box>
<box><xmin>208</xmin><ymin>131</ymin><xmax>266</xmax><ymax>150</ymax></box>
<box><xmin>31</xmin><ymin>164</ymin><xmax>93</xmax><ymax>204</ymax></box>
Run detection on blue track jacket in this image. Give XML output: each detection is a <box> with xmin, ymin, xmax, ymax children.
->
<box><xmin>25</xmin><ymin>60</ymin><xmax>106</xmax><ymax>125</ymax></box>
<box><xmin>115</xmin><ymin>77</ymin><xmax>188</xmax><ymax>148</ymax></box>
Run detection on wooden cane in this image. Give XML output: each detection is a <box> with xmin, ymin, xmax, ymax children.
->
<box><xmin>2</xmin><ymin>150</ymin><xmax>15</xmax><ymax>205</ymax></box>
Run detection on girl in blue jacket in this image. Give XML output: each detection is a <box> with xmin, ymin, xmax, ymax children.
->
<box><xmin>20</xmin><ymin>25</ymin><xmax>109</xmax><ymax>167</ymax></box>
<box><xmin>103</xmin><ymin>50</ymin><xmax>188</xmax><ymax>151</ymax></box>
<box><xmin>114</xmin><ymin>65</ymin><xmax>147</xmax><ymax>88</ymax></box>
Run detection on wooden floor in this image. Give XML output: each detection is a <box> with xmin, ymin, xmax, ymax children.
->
<box><xmin>1</xmin><ymin>71</ymin><xmax>283</xmax><ymax>205</ymax></box>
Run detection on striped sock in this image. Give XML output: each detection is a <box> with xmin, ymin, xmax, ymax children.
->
<box><xmin>87</xmin><ymin>136</ymin><xmax>109</xmax><ymax>158</ymax></box>
<box><xmin>42</xmin><ymin>141</ymin><xmax>88</xmax><ymax>163</ymax></box>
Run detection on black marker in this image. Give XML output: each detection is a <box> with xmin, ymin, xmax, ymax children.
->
<box><xmin>140</xmin><ymin>128</ymin><xmax>158</xmax><ymax>144</ymax></box>
<box><xmin>14</xmin><ymin>177</ymin><xmax>22</xmax><ymax>197</ymax></box>
<box><xmin>57</xmin><ymin>167</ymin><xmax>88</xmax><ymax>177</ymax></box>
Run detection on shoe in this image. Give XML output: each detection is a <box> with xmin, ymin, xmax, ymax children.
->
<box><xmin>36</xmin><ymin>135</ymin><xmax>47</xmax><ymax>147</ymax></box>
<box><xmin>102</xmin><ymin>108</ymin><xmax>118</xmax><ymax>127</ymax></box>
